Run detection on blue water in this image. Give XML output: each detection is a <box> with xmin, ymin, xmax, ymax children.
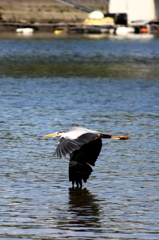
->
<box><xmin>0</xmin><ymin>32</ymin><xmax>159</xmax><ymax>239</ymax></box>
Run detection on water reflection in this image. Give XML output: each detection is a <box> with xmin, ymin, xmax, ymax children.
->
<box><xmin>68</xmin><ymin>188</ymin><xmax>101</xmax><ymax>229</ymax></box>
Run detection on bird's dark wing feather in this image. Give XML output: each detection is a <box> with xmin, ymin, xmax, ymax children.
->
<box><xmin>56</xmin><ymin>132</ymin><xmax>98</xmax><ymax>158</ymax></box>
<box><xmin>70</xmin><ymin>138</ymin><xmax>102</xmax><ymax>166</ymax></box>
<box><xmin>56</xmin><ymin>137</ymin><xmax>80</xmax><ymax>158</ymax></box>
<box><xmin>69</xmin><ymin>138</ymin><xmax>102</xmax><ymax>187</ymax></box>
<box><xmin>74</xmin><ymin>132</ymin><xmax>98</xmax><ymax>145</ymax></box>
<box><xmin>69</xmin><ymin>160</ymin><xmax>92</xmax><ymax>188</ymax></box>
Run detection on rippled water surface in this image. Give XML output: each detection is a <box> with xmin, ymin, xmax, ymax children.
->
<box><xmin>0</xmin><ymin>33</ymin><xmax>159</xmax><ymax>239</ymax></box>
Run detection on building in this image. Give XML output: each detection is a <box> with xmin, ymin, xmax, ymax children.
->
<box><xmin>109</xmin><ymin>0</ymin><xmax>159</xmax><ymax>23</ymax></box>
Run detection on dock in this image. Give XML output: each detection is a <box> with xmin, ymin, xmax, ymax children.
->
<box><xmin>0</xmin><ymin>21</ymin><xmax>159</xmax><ymax>34</ymax></box>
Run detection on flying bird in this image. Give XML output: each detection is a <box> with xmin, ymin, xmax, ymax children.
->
<box><xmin>44</xmin><ymin>127</ymin><xmax>129</xmax><ymax>188</ymax></box>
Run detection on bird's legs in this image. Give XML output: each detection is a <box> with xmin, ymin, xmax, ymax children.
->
<box><xmin>71</xmin><ymin>180</ymin><xmax>82</xmax><ymax>188</ymax></box>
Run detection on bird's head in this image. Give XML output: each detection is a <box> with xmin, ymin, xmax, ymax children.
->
<box><xmin>43</xmin><ymin>131</ymin><xmax>63</xmax><ymax>137</ymax></box>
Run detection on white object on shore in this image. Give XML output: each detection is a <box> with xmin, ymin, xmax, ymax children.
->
<box><xmin>88</xmin><ymin>11</ymin><xmax>104</xmax><ymax>20</ymax></box>
<box><xmin>116</xmin><ymin>26</ymin><xmax>134</xmax><ymax>35</ymax></box>
<box><xmin>16</xmin><ymin>28</ymin><xmax>34</xmax><ymax>34</ymax></box>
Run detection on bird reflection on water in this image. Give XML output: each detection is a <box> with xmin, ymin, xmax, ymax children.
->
<box><xmin>68</xmin><ymin>188</ymin><xmax>101</xmax><ymax>230</ymax></box>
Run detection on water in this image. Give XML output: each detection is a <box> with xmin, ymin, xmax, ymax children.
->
<box><xmin>0</xmin><ymin>32</ymin><xmax>159</xmax><ymax>239</ymax></box>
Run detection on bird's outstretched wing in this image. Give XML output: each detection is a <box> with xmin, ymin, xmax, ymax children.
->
<box><xmin>56</xmin><ymin>132</ymin><xmax>98</xmax><ymax>158</ymax></box>
<box><xmin>69</xmin><ymin>160</ymin><xmax>92</xmax><ymax>188</ymax></box>
<box><xmin>69</xmin><ymin>138</ymin><xmax>102</xmax><ymax>187</ymax></box>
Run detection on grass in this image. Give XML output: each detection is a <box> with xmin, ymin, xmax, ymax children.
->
<box><xmin>0</xmin><ymin>0</ymin><xmax>107</xmax><ymax>23</ymax></box>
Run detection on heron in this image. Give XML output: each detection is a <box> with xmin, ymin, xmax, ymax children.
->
<box><xmin>44</xmin><ymin>127</ymin><xmax>129</xmax><ymax>188</ymax></box>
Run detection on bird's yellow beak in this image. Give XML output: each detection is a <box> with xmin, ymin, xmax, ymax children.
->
<box><xmin>43</xmin><ymin>133</ymin><xmax>58</xmax><ymax>137</ymax></box>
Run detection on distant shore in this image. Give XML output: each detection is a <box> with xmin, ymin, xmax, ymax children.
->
<box><xmin>0</xmin><ymin>0</ymin><xmax>106</xmax><ymax>24</ymax></box>
<box><xmin>0</xmin><ymin>0</ymin><xmax>108</xmax><ymax>33</ymax></box>
<box><xmin>1</xmin><ymin>1</ymin><xmax>158</xmax><ymax>34</ymax></box>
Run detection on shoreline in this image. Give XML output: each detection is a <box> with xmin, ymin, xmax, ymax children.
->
<box><xmin>0</xmin><ymin>1</ymin><xmax>159</xmax><ymax>34</ymax></box>
<box><xmin>1</xmin><ymin>21</ymin><xmax>159</xmax><ymax>35</ymax></box>
<box><xmin>0</xmin><ymin>21</ymin><xmax>93</xmax><ymax>34</ymax></box>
